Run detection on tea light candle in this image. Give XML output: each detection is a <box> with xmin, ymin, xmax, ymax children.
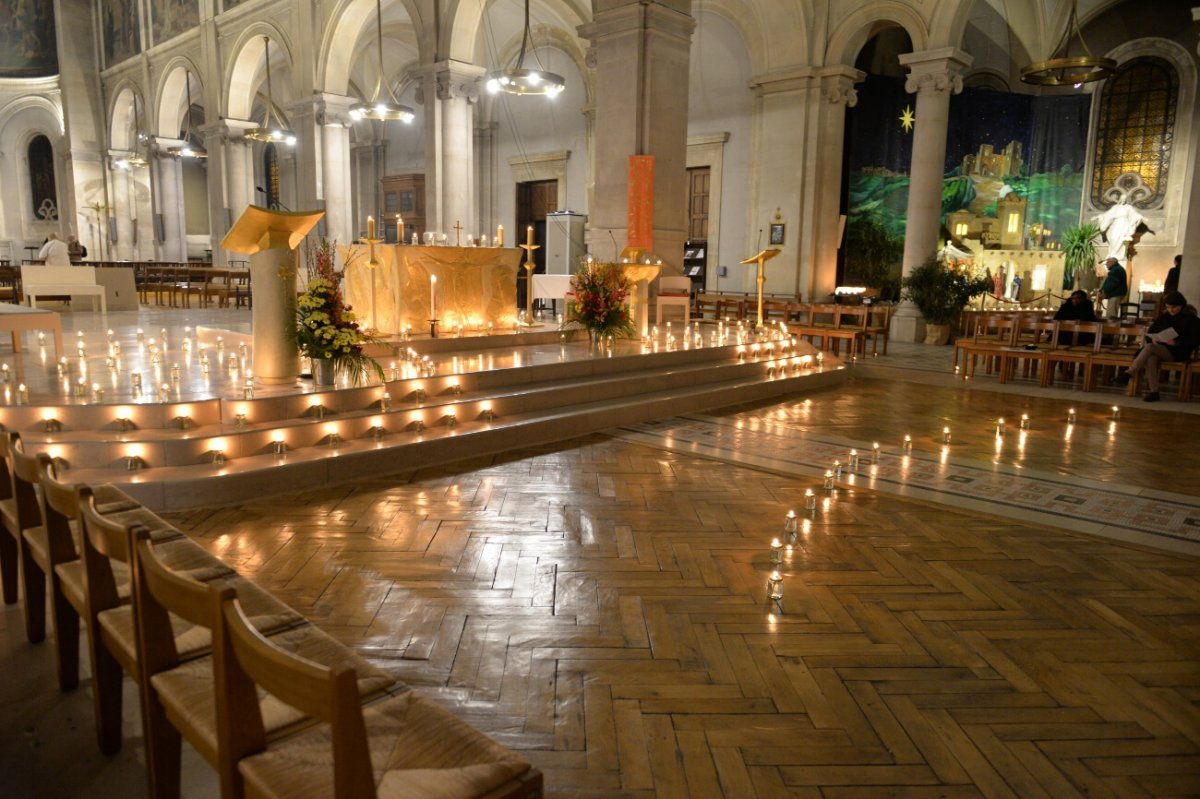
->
<box><xmin>1019</xmin><ymin>413</ymin><xmax>1030</xmax><ymax>430</ymax></box>
<box><xmin>1067</xmin><ymin>407</ymin><xmax>1077</xmax><ymax>424</ymax></box>
<box><xmin>848</xmin><ymin>449</ymin><xmax>859</xmax><ymax>471</ymax></box>
<box><xmin>783</xmin><ymin>510</ymin><xmax>798</xmax><ymax>535</ymax></box>
<box><xmin>131</xmin><ymin>373</ymin><xmax>142</xmax><ymax>390</ymax></box>
<box><xmin>769</xmin><ymin>538</ymin><xmax>783</xmax><ymax>564</ymax></box>
<box><xmin>57</xmin><ymin>357</ymin><xmax>66</xmax><ymax>376</ymax></box>
<box><xmin>767</xmin><ymin>571</ymin><xmax>784</xmax><ymax>602</ymax></box>
<box><xmin>833</xmin><ymin>459</ymin><xmax>843</xmax><ymax>478</ymax></box>
<box><xmin>1111</xmin><ymin>405</ymin><xmax>1120</xmax><ymax>420</ymax></box>
<box><xmin>942</xmin><ymin>427</ymin><xmax>952</xmax><ymax>444</ymax></box>
<box><xmin>872</xmin><ymin>442</ymin><xmax>881</xmax><ymax>463</ymax></box>
<box><xmin>996</xmin><ymin>417</ymin><xmax>1006</xmax><ymax>436</ymax></box>
<box><xmin>902</xmin><ymin>434</ymin><xmax>912</xmax><ymax>454</ymax></box>
<box><xmin>243</xmin><ymin>379</ymin><xmax>254</xmax><ymax>400</ymax></box>
<box><xmin>16</xmin><ymin>383</ymin><xmax>27</xmax><ymax>403</ymax></box>
<box><xmin>38</xmin><ymin>331</ymin><xmax>45</xmax><ymax>346</ymax></box>
<box><xmin>804</xmin><ymin>488</ymin><xmax>816</xmax><ymax>510</ymax></box>
<box><xmin>234</xmin><ymin>413</ymin><xmax>247</xmax><ymax>429</ymax></box>
<box><xmin>823</xmin><ymin>470</ymin><xmax>835</xmax><ymax>490</ymax></box>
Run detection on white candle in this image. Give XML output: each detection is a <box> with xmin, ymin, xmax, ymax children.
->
<box><xmin>367</xmin><ymin>215</ymin><xmax>376</xmax><ymax>240</ymax></box>
<box><xmin>430</xmin><ymin>275</ymin><xmax>437</xmax><ymax>318</ymax></box>
<box><xmin>497</xmin><ymin>224</ymin><xmax>504</xmax><ymax>247</ymax></box>
<box><xmin>397</xmin><ymin>215</ymin><xmax>404</xmax><ymax>242</ymax></box>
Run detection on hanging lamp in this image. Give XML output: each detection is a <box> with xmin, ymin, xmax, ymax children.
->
<box><xmin>1020</xmin><ymin>0</ymin><xmax>1115</xmax><ymax>87</ymax></box>
<box><xmin>485</xmin><ymin>0</ymin><xmax>565</xmax><ymax>97</ymax></box>
<box><xmin>245</xmin><ymin>36</ymin><xmax>297</xmax><ymax>144</ymax></box>
<box><xmin>349</xmin><ymin>0</ymin><xmax>415</xmax><ymax>122</ymax></box>
<box><xmin>168</xmin><ymin>73</ymin><xmax>208</xmax><ymax>158</ymax></box>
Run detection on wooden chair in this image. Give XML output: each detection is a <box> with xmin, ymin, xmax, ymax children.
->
<box><xmin>655</xmin><ymin>276</ymin><xmax>691</xmax><ymax>325</ymax></box>
<box><xmin>219</xmin><ymin>593</ymin><xmax>542</xmax><ymax>799</ymax></box>
<box><xmin>963</xmin><ymin>315</ymin><xmax>1020</xmax><ymax>379</ymax></box>
<box><xmin>1042</xmin><ymin>321</ymin><xmax>1103</xmax><ymax>388</ymax></box>
<box><xmin>999</xmin><ymin>318</ymin><xmax>1058</xmax><ymax>383</ymax></box>
<box><xmin>1084</xmin><ymin>323</ymin><xmax>1146</xmax><ymax>391</ymax></box>
<box><xmin>77</xmin><ymin>487</ymin><xmax>292</xmax><ymax>761</ymax></box>
<box><xmin>132</xmin><ymin>528</ymin><xmax>394</xmax><ymax>798</ymax></box>
<box><xmin>864</xmin><ymin>304</ymin><xmax>892</xmax><ymax>357</ymax></box>
<box><xmin>0</xmin><ymin>429</ymin><xmax>19</xmax><ymax>605</ymax></box>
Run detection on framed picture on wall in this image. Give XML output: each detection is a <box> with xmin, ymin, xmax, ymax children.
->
<box><xmin>769</xmin><ymin>223</ymin><xmax>785</xmax><ymax>246</ymax></box>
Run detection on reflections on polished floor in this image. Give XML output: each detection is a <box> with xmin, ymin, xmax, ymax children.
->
<box><xmin>2</xmin><ymin>340</ymin><xmax>1199</xmax><ymax>797</ymax></box>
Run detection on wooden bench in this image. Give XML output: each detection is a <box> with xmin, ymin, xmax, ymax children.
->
<box><xmin>22</xmin><ymin>265</ymin><xmax>107</xmax><ymax>313</ymax></box>
<box><xmin>0</xmin><ymin>304</ymin><xmax>63</xmax><ymax>354</ymax></box>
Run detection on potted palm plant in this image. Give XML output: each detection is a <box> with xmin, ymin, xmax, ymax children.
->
<box><xmin>1061</xmin><ymin>223</ymin><xmax>1100</xmax><ymax>291</ymax></box>
<box><xmin>901</xmin><ymin>257</ymin><xmax>992</xmax><ymax>345</ymax></box>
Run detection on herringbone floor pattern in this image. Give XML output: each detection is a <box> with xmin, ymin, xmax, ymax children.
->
<box><xmin>165</xmin><ymin>380</ymin><xmax>1200</xmax><ymax>798</ymax></box>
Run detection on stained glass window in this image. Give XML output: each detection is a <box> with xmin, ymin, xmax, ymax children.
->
<box><xmin>1091</xmin><ymin>57</ymin><xmax>1177</xmax><ymax>210</ymax></box>
<box><xmin>28</xmin><ymin>135</ymin><xmax>57</xmax><ymax>221</ymax></box>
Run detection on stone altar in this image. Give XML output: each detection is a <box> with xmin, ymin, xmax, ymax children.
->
<box><xmin>342</xmin><ymin>245</ymin><xmax>522</xmax><ymax>333</ymax></box>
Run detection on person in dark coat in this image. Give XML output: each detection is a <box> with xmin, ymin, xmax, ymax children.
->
<box><xmin>1164</xmin><ymin>254</ymin><xmax>1181</xmax><ymax>295</ymax></box>
<box><xmin>1115</xmin><ymin>291</ymin><xmax>1200</xmax><ymax>402</ymax></box>
<box><xmin>1053</xmin><ymin>290</ymin><xmax>1098</xmax><ymax>346</ymax></box>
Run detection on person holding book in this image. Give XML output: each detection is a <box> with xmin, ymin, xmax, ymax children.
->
<box><xmin>1115</xmin><ymin>291</ymin><xmax>1200</xmax><ymax>401</ymax></box>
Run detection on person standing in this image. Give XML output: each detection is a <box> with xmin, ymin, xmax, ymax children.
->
<box><xmin>1098</xmin><ymin>257</ymin><xmax>1127</xmax><ymax>320</ymax></box>
<box><xmin>66</xmin><ymin>234</ymin><xmax>87</xmax><ymax>261</ymax></box>
<box><xmin>1114</xmin><ymin>291</ymin><xmax>1200</xmax><ymax>402</ymax></box>
<box><xmin>1164</xmin><ymin>254</ymin><xmax>1181</xmax><ymax>295</ymax></box>
<box><xmin>36</xmin><ymin>232</ymin><xmax>71</xmax><ymax>266</ymax></box>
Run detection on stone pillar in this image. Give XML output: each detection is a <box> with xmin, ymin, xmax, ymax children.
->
<box><xmin>812</xmin><ymin>69</ymin><xmax>861</xmax><ymax>300</ymax></box>
<box><xmin>109</xmin><ymin>165</ymin><xmax>135</xmax><ymax>261</ymax></box>
<box><xmin>154</xmin><ymin>154</ymin><xmax>186</xmax><ymax>260</ymax></box>
<box><xmin>1178</xmin><ymin>7</ymin><xmax>1200</xmax><ymax>305</ymax></box>
<box><xmin>202</xmin><ymin>125</ymin><xmax>230</xmax><ymax>265</ymax></box>
<box><xmin>319</xmin><ymin>95</ymin><xmax>355</xmax><ymax>246</ymax></box>
<box><xmin>475</xmin><ymin>121</ymin><xmax>499</xmax><ymax>237</ymax></box>
<box><xmin>225</xmin><ymin>137</ymin><xmax>253</xmax><ymax>223</ymax></box>
<box><xmin>891</xmin><ymin>48</ymin><xmax>972</xmax><ymax>344</ymax></box>
<box><xmin>578</xmin><ymin>1</ymin><xmax>694</xmax><ymax>272</ymax></box>
<box><xmin>290</xmin><ymin>98</ymin><xmax>325</xmax><ymax>223</ymax></box>
<box><xmin>421</xmin><ymin>61</ymin><xmax>483</xmax><ymax>235</ymax></box>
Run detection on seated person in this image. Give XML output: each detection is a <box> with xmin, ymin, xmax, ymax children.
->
<box><xmin>1053</xmin><ymin>289</ymin><xmax>1097</xmax><ymax>345</ymax></box>
<box><xmin>1114</xmin><ymin>291</ymin><xmax>1200</xmax><ymax>402</ymax></box>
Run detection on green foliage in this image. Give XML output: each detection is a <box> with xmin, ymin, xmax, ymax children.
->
<box><xmin>941</xmin><ymin>176</ymin><xmax>975</xmax><ymax>216</ymax></box>
<box><xmin>901</xmin><ymin>257</ymin><xmax>992</xmax><ymax>326</ymax></box>
<box><xmin>1061</xmin><ymin>223</ymin><xmax>1100</xmax><ymax>289</ymax></box>
<box><xmin>844</xmin><ymin>216</ymin><xmax>903</xmax><ymax>302</ymax></box>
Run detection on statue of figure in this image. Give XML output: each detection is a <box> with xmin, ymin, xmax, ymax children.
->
<box><xmin>992</xmin><ymin>266</ymin><xmax>1005</xmax><ymax>299</ymax></box>
<box><xmin>1093</xmin><ymin>200</ymin><xmax>1146</xmax><ymax>263</ymax></box>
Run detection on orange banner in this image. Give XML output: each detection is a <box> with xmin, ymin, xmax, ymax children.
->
<box><xmin>627</xmin><ymin>155</ymin><xmax>655</xmax><ymax>251</ymax></box>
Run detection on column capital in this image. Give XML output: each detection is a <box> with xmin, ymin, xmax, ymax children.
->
<box><xmin>899</xmin><ymin>48</ymin><xmax>972</xmax><ymax>95</ymax></box>
<box><xmin>748</xmin><ymin>66</ymin><xmax>817</xmax><ymax>96</ymax></box>
<box><xmin>288</xmin><ymin>93</ymin><xmax>356</xmax><ymax>127</ymax></box>
<box><xmin>423</xmin><ymin>60</ymin><xmax>485</xmax><ymax>104</ymax></box>
<box><xmin>818</xmin><ymin>65</ymin><xmax>865</xmax><ymax>107</ymax></box>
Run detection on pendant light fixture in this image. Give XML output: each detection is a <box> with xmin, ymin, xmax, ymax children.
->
<box><xmin>115</xmin><ymin>99</ymin><xmax>149</xmax><ymax>170</ymax></box>
<box><xmin>1020</xmin><ymin>0</ymin><xmax>1115</xmax><ymax>87</ymax></box>
<box><xmin>245</xmin><ymin>36</ymin><xmax>297</xmax><ymax>145</ymax></box>
<box><xmin>168</xmin><ymin>72</ymin><xmax>207</xmax><ymax>158</ymax></box>
<box><xmin>485</xmin><ymin>0</ymin><xmax>565</xmax><ymax>97</ymax></box>
<box><xmin>349</xmin><ymin>0</ymin><xmax>415</xmax><ymax>122</ymax></box>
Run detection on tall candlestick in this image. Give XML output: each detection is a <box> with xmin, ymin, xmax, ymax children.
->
<box><xmin>430</xmin><ymin>275</ymin><xmax>437</xmax><ymax>318</ymax></box>
<box><xmin>526</xmin><ymin>225</ymin><xmax>534</xmax><ymax>249</ymax></box>
<box><xmin>367</xmin><ymin>215</ymin><xmax>376</xmax><ymax>240</ymax></box>
<box><xmin>497</xmin><ymin>224</ymin><xmax>504</xmax><ymax>247</ymax></box>
<box><xmin>397</xmin><ymin>215</ymin><xmax>404</xmax><ymax>243</ymax></box>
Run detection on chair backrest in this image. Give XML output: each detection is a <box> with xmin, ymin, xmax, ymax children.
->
<box><xmin>36</xmin><ymin>454</ymin><xmax>80</xmax><ymax>566</ymax></box>
<box><xmin>10</xmin><ymin>440</ymin><xmax>43</xmax><ymax>533</ymax></box>
<box><xmin>1098</xmin><ymin>323</ymin><xmax>1146</xmax><ymax>351</ymax></box>
<box><xmin>658</xmin><ymin>276</ymin><xmax>691</xmax><ymax>294</ymax></box>
<box><xmin>835</xmin><ymin>306</ymin><xmax>868</xmax><ymax>330</ymax></box>
<box><xmin>78</xmin><ymin>488</ymin><xmax>127</xmax><ymax>617</ymax></box>
<box><xmin>219</xmin><ymin>595</ymin><xmax>375</xmax><ymax>798</ymax></box>
<box><xmin>0</xmin><ymin>429</ymin><xmax>15</xmax><ymax>504</ymax></box>
<box><xmin>1014</xmin><ymin>318</ymin><xmax>1058</xmax><ymax>345</ymax></box>
<box><xmin>1055</xmin><ymin>320</ymin><xmax>1103</xmax><ymax>352</ymax></box>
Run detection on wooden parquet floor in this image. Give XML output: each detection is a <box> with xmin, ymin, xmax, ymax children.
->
<box><xmin>166</xmin><ymin>379</ymin><xmax>1200</xmax><ymax>798</ymax></box>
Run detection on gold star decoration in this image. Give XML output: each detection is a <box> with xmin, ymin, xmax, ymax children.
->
<box><xmin>899</xmin><ymin>105</ymin><xmax>915</xmax><ymax>133</ymax></box>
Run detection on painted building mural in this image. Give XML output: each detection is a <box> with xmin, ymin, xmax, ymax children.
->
<box><xmin>101</xmin><ymin>0</ymin><xmax>140</xmax><ymax>66</ymax></box>
<box><xmin>0</xmin><ymin>1</ymin><xmax>58</xmax><ymax>77</ymax></box>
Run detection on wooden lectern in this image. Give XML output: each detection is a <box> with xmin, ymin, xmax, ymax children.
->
<box><xmin>222</xmin><ymin>206</ymin><xmax>325</xmax><ymax>384</ymax></box>
<box><xmin>739</xmin><ymin>248</ymin><xmax>781</xmax><ymax>328</ymax></box>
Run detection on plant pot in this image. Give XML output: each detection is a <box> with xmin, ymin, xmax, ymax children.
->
<box><xmin>924</xmin><ymin>323</ymin><xmax>951</xmax><ymax>346</ymax></box>
<box><xmin>311</xmin><ymin>357</ymin><xmax>336</xmax><ymax>386</ymax></box>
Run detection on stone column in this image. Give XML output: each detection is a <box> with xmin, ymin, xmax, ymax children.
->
<box><xmin>290</xmin><ymin>98</ymin><xmax>325</xmax><ymax>223</ymax></box>
<box><xmin>421</xmin><ymin>61</ymin><xmax>483</xmax><ymax>234</ymax></box>
<box><xmin>1179</xmin><ymin>7</ymin><xmax>1200</xmax><ymax>304</ymax></box>
<box><xmin>891</xmin><ymin>48</ymin><xmax>972</xmax><ymax>344</ymax></box>
<box><xmin>110</xmin><ymin>164</ymin><xmax>136</xmax><ymax>261</ymax></box>
<box><xmin>578</xmin><ymin>1</ymin><xmax>694</xmax><ymax>273</ymax></box>
<box><xmin>813</xmin><ymin>69</ymin><xmax>862</xmax><ymax>300</ymax></box>
<box><xmin>315</xmin><ymin>95</ymin><xmax>355</xmax><ymax>245</ymax></box>
<box><xmin>202</xmin><ymin>124</ymin><xmax>230</xmax><ymax>265</ymax></box>
<box><xmin>475</xmin><ymin>121</ymin><xmax>499</xmax><ymax>237</ymax></box>
<box><xmin>154</xmin><ymin>154</ymin><xmax>186</xmax><ymax>260</ymax></box>
<box><xmin>225</xmin><ymin>137</ymin><xmax>253</xmax><ymax>222</ymax></box>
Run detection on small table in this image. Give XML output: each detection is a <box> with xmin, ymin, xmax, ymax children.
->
<box><xmin>0</xmin><ymin>304</ymin><xmax>63</xmax><ymax>354</ymax></box>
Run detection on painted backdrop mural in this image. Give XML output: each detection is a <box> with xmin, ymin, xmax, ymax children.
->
<box><xmin>844</xmin><ymin>75</ymin><xmax>1089</xmax><ymax>296</ymax></box>
<box><xmin>151</xmin><ymin>0</ymin><xmax>199</xmax><ymax>46</ymax></box>
<box><xmin>101</xmin><ymin>0</ymin><xmax>140</xmax><ymax>66</ymax></box>
<box><xmin>0</xmin><ymin>1</ymin><xmax>58</xmax><ymax>77</ymax></box>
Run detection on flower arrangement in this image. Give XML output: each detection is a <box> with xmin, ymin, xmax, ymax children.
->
<box><xmin>567</xmin><ymin>261</ymin><xmax>635</xmax><ymax>340</ymax></box>
<box><xmin>294</xmin><ymin>239</ymin><xmax>383</xmax><ymax>384</ymax></box>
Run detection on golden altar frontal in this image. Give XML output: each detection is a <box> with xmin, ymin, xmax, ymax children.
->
<box><xmin>342</xmin><ymin>245</ymin><xmax>522</xmax><ymax>333</ymax></box>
